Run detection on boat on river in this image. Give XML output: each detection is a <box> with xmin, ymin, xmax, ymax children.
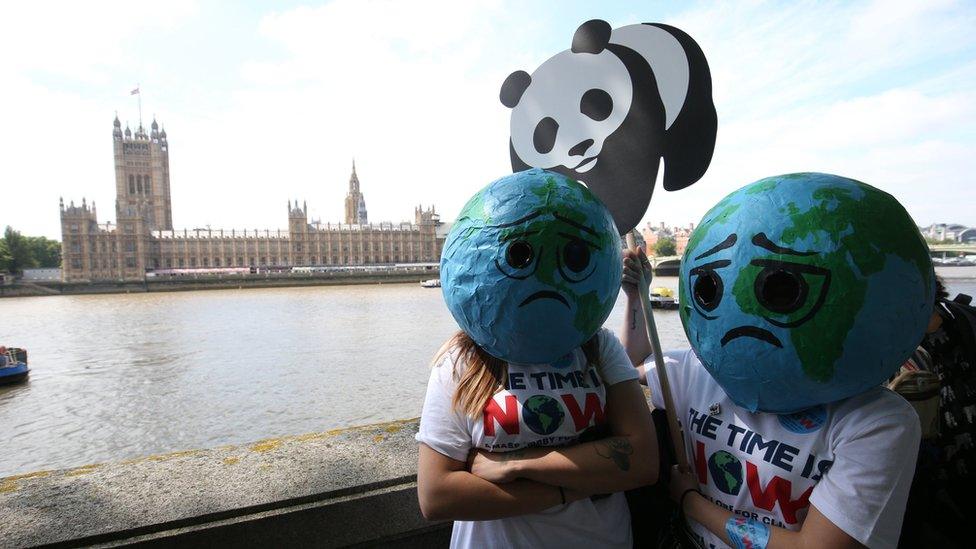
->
<box><xmin>0</xmin><ymin>347</ymin><xmax>29</xmax><ymax>385</ymax></box>
<box><xmin>649</xmin><ymin>287</ymin><xmax>679</xmax><ymax>310</ymax></box>
<box><xmin>420</xmin><ymin>279</ymin><xmax>441</xmax><ymax>288</ymax></box>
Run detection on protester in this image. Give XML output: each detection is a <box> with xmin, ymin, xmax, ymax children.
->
<box><xmin>895</xmin><ymin>276</ymin><xmax>975</xmax><ymax>547</ymax></box>
<box><xmin>623</xmin><ymin>173</ymin><xmax>931</xmax><ymax>548</ymax></box>
<box><xmin>416</xmin><ymin>170</ymin><xmax>658</xmax><ymax>548</ymax></box>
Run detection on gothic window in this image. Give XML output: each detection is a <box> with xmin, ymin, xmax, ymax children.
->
<box><xmin>226</xmin><ymin>257</ymin><xmax>232</xmax><ymax>266</ymax></box>
<box><xmin>126</xmin><ymin>257</ymin><xmax>136</xmax><ymax>268</ymax></box>
<box><xmin>71</xmin><ymin>258</ymin><xmax>81</xmax><ymax>269</ymax></box>
<box><xmin>145</xmin><ymin>180</ymin><xmax>152</xmax><ymax>195</ymax></box>
<box><xmin>125</xmin><ymin>241</ymin><xmax>136</xmax><ymax>252</ymax></box>
<box><xmin>71</xmin><ymin>242</ymin><xmax>80</xmax><ymax>252</ymax></box>
<box><xmin>260</xmin><ymin>257</ymin><xmax>266</xmax><ymax>266</ymax></box>
<box><xmin>215</xmin><ymin>258</ymin><xmax>221</xmax><ymax>266</ymax></box>
<box><xmin>179</xmin><ymin>258</ymin><xmax>185</xmax><ymax>267</ymax></box>
<box><xmin>190</xmin><ymin>257</ymin><xmax>196</xmax><ymax>267</ymax></box>
<box><xmin>237</xmin><ymin>257</ymin><xmax>243</xmax><ymax>266</ymax></box>
<box><xmin>203</xmin><ymin>258</ymin><xmax>209</xmax><ymax>267</ymax></box>
<box><xmin>129</xmin><ymin>175</ymin><xmax>135</xmax><ymax>195</ymax></box>
<box><xmin>137</xmin><ymin>175</ymin><xmax>143</xmax><ymax>194</ymax></box>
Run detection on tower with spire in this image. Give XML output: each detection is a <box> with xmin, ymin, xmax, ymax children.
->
<box><xmin>344</xmin><ymin>160</ymin><xmax>368</xmax><ymax>225</ymax></box>
<box><xmin>113</xmin><ymin>113</ymin><xmax>173</xmax><ymax>231</ymax></box>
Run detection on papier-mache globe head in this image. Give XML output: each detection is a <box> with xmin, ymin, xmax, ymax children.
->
<box><xmin>441</xmin><ymin>169</ymin><xmax>622</xmax><ymax>364</ymax></box>
<box><xmin>679</xmin><ymin>173</ymin><xmax>934</xmax><ymax>413</ymax></box>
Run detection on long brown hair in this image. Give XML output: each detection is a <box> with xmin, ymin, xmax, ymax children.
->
<box><xmin>432</xmin><ymin>330</ymin><xmax>601</xmax><ymax>418</ymax></box>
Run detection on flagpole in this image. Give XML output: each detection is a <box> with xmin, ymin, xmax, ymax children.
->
<box><xmin>137</xmin><ymin>83</ymin><xmax>142</xmax><ymax>129</ymax></box>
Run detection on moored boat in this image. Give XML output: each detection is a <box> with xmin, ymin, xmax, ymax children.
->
<box><xmin>649</xmin><ymin>287</ymin><xmax>679</xmax><ymax>310</ymax></box>
<box><xmin>0</xmin><ymin>346</ymin><xmax>29</xmax><ymax>385</ymax></box>
<box><xmin>420</xmin><ymin>279</ymin><xmax>441</xmax><ymax>288</ymax></box>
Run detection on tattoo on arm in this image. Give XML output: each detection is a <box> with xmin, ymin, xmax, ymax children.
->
<box><xmin>630</xmin><ymin>308</ymin><xmax>637</xmax><ymax>330</ymax></box>
<box><xmin>594</xmin><ymin>438</ymin><xmax>634</xmax><ymax>472</ymax></box>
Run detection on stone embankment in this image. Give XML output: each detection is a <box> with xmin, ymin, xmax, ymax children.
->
<box><xmin>0</xmin><ymin>418</ymin><xmax>450</xmax><ymax>547</ymax></box>
<box><xmin>0</xmin><ymin>269</ymin><xmax>439</xmax><ymax>298</ymax></box>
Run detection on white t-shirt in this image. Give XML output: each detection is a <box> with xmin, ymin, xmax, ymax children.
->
<box><xmin>644</xmin><ymin>349</ymin><xmax>921</xmax><ymax>549</ymax></box>
<box><xmin>417</xmin><ymin>328</ymin><xmax>640</xmax><ymax>549</ymax></box>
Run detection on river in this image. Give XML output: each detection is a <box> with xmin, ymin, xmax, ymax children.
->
<box><xmin>1</xmin><ymin>273</ymin><xmax>975</xmax><ymax>476</ymax></box>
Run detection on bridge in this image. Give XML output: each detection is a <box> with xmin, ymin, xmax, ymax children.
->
<box><xmin>645</xmin><ymin>243</ymin><xmax>976</xmax><ymax>276</ymax></box>
<box><xmin>928</xmin><ymin>243</ymin><xmax>976</xmax><ymax>254</ymax></box>
<box><xmin>650</xmin><ymin>255</ymin><xmax>681</xmax><ymax>276</ymax></box>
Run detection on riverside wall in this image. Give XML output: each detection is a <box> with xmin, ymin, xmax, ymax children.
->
<box><xmin>0</xmin><ymin>418</ymin><xmax>451</xmax><ymax>548</ymax></box>
<box><xmin>0</xmin><ymin>269</ymin><xmax>439</xmax><ymax>298</ymax></box>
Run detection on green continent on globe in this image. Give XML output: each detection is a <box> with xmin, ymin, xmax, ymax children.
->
<box><xmin>707</xmin><ymin>450</ymin><xmax>743</xmax><ymax>495</ymax></box>
<box><xmin>682</xmin><ymin>173</ymin><xmax>932</xmax><ymax>383</ymax></box>
<box><xmin>522</xmin><ymin>395</ymin><xmax>565</xmax><ymax>435</ymax></box>
<box><xmin>492</xmin><ymin>175</ymin><xmax>618</xmax><ymax>336</ymax></box>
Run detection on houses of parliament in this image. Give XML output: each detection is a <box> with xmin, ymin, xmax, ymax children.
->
<box><xmin>59</xmin><ymin>116</ymin><xmax>443</xmax><ymax>282</ymax></box>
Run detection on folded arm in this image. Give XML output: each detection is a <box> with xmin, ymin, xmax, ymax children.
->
<box><xmin>417</xmin><ymin>443</ymin><xmax>586</xmax><ymax>521</ymax></box>
<box><xmin>470</xmin><ymin>379</ymin><xmax>658</xmax><ymax>494</ymax></box>
<box><xmin>681</xmin><ymin>486</ymin><xmax>863</xmax><ymax>549</ymax></box>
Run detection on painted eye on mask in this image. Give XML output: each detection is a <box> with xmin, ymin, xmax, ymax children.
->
<box><xmin>750</xmin><ymin>259</ymin><xmax>831</xmax><ymax>327</ymax></box>
<box><xmin>689</xmin><ymin>260</ymin><xmax>730</xmax><ymax>318</ymax></box>
<box><xmin>557</xmin><ymin>236</ymin><xmax>598</xmax><ymax>283</ymax></box>
<box><xmin>494</xmin><ymin>236</ymin><xmax>541</xmax><ymax>280</ymax></box>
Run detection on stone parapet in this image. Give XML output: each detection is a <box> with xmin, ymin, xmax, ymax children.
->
<box><xmin>0</xmin><ymin>418</ymin><xmax>450</xmax><ymax>547</ymax></box>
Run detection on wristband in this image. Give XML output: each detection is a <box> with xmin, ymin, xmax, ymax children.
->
<box><xmin>678</xmin><ymin>487</ymin><xmax>699</xmax><ymax>513</ymax></box>
<box><xmin>558</xmin><ymin>486</ymin><xmax>566</xmax><ymax>505</ymax></box>
<box><xmin>725</xmin><ymin>516</ymin><xmax>770</xmax><ymax>549</ymax></box>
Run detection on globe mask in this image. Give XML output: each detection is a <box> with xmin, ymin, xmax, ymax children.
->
<box><xmin>679</xmin><ymin>173</ymin><xmax>934</xmax><ymax>414</ymax></box>
<box><xmin>441</xmin><ymin>169</ymin><xmax>622</xmax><ymax>364</ymax></box>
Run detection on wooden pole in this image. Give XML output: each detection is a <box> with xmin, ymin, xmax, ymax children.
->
<box><xmin>626</xmin><ymin>233</ymin><xmax>689</xmax><ymax>471</ymax></box>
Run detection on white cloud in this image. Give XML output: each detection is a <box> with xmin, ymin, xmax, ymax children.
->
<box><xmin>1</xmin><ymin>0</ymin><xmax>974</xmax><ymax>240</ymax></box>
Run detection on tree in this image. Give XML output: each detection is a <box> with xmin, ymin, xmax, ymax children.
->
<box><xmin>26</xmin><ymin>236</ymin><xmax>62</xmax><ymax>267</ymax></box>
<box><xmin>654</xmin><ymin>236</ymin><xmax>677</xmax><ymax>257</ymax></box>
<box><xmin>0</xmin><ymin>238</ymin><xmax>12</xmax><ymax>272</ymax></box>
<box><xmin>0</xmin><ymin>226</ymin><xmax>62</xmax><ymax>274</ymax></box>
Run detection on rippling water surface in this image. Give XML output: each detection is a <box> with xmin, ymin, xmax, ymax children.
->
<box><xmin>2</xmin><ymin>273</ymin><xmax>974</xmax><ymax>476</ymax></box>
<box><xmin>0</xmin><ymin>279</ymin><xmax>692</xmax><ymax>476</ymax></box>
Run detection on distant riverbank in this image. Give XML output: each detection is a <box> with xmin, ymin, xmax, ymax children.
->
<box><xmin>3</xmin><ymin>265</ymin><xmax>973</xmax><ymax>299</ymax></box>
<box><xmin>0</xmin><ymin>268</ymin><xmax>438</xmax><ymax>298</ymax></box>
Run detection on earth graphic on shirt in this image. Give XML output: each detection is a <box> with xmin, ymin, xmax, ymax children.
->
<box><xmin>707</xmin><ymin>450</ymin><xmax>743</xmax><ymax>495</ymax></box>
<box><xmin>522</xmin><ymin>395</ymin><xmax>566</xmax><ymax>435</ymax></box>
<box><xmin>679</xmin><ymin>173</ymin><xmax>934</xmax><ymax>413</ymax></box>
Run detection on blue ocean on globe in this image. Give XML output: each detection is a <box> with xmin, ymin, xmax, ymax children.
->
<box><xmin>440</xmin><ymin>169</ymin><xmax>622</xmax><ymax>364</ymax></box>
<box><xmin>679</xmin><ymin>173</ymin><xmax>934</xmax><ymax>413</ymax></box>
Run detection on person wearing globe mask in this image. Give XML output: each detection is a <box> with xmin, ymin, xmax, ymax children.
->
<box><xmin>621</xmin><ymin>173</ymin><xmax>930</xmax><ymax>549</ymax></box>
<box><xmin>416</xmin><ymin>169</ymin><xmax>658</xmax><ymax>548</ymax></box>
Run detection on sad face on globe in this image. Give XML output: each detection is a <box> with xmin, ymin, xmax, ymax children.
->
<box><xmin>440</xmin><ymin>169</ymin><xmax>622</xmax><ymax>364</ymax></box>
<box><xmin>679</xmin><ymin>173</ymin><xmax>934</xmax><ymax>413</ymax></box>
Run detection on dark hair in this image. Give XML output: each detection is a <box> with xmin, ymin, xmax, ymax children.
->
<box><xmin>935</xmin><ymin>275</ymin><xmax>949</xmax><ymax>303</ymax></box>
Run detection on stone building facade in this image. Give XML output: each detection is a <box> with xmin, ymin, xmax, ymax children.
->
<box><xmin>60</xmin><ymin>117</ymin><xmax>443</xmax><ymax>282</ymax></box>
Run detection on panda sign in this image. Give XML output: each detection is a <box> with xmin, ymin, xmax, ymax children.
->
<box><xmin>501</xmin><ymin>19</ymin><xmax>717</xmax><ymax>234</ymax></box>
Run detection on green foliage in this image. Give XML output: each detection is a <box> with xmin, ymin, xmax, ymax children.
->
<box><xmin>0</xmin><ymin>226</ymin><xmax>62</xmax><ymax>274</ymax></box>
<box><xmin>654</xmin><ymin>236</ymin><xmax>677</xmax><ymax>257</ymax></box>
<box><xmin>0</xmin><ymin>239</ymin><xmax>12</xmax><ymax>272</ymax></box>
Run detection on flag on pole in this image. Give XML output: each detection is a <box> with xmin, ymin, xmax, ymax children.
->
<box><xmin>130</xmin><ymin>87</ymin><xmax>140</xmax><ymax>95</ymax></box>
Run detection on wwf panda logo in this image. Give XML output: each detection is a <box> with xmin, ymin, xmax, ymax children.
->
<box><xmin>501</xmin><ymin>19</ymin><xmax>717</xmax><ymax>234</ymax></box>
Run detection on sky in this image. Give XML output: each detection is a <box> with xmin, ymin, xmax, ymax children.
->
<box><xmin>1</xmin><ymin>0</ymin><xmax>974</xmax><ymax>239</ymax></box>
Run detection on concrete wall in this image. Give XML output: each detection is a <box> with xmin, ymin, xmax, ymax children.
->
<box><xmin>0</xmin><ymin>418</ymin><xmax>450</xmax><ymax>547</ymax></box>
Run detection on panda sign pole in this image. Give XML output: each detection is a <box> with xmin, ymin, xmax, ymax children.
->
<box><xmin>501</xmin><ymin>19</ymin><xmax>717</xmax><ymax>471</ymax></box>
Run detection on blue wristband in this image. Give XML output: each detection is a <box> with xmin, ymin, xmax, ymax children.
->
<box><xmin>725</xmin><ymin>516</ymin><xmax>770</xmax><ymax>549</ymax></box>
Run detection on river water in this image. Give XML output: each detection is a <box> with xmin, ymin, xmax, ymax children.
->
<box><xmin>2</xmin><ymin>273</ymin><xmax>975</xmax><ymax>476</ymax></box>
